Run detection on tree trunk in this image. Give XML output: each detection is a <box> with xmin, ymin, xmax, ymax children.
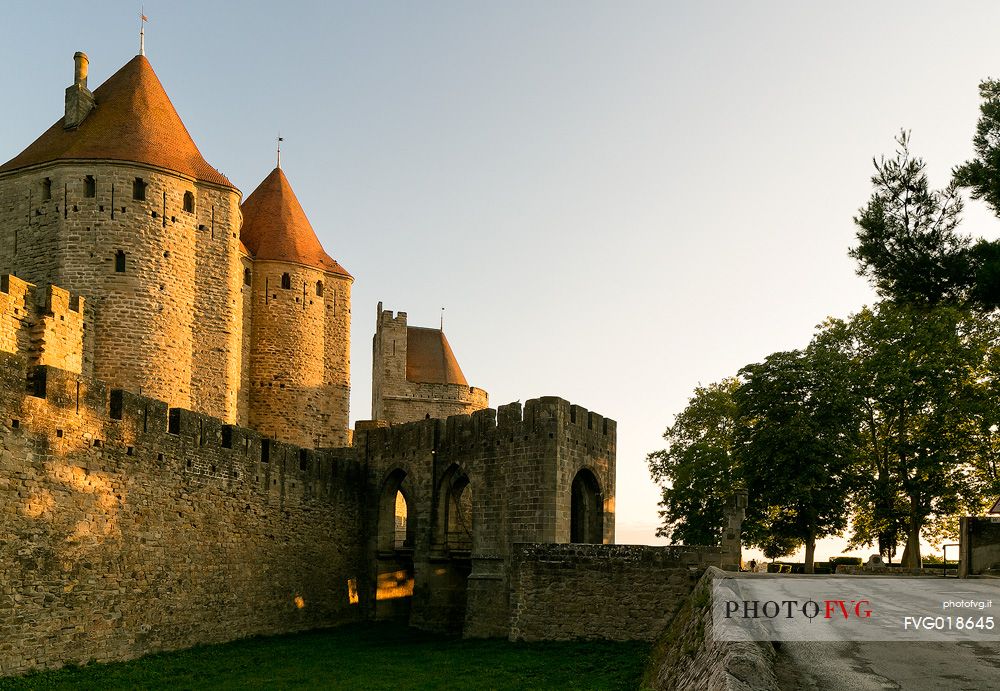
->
<box><xmin>804</xmin><ymin>535</ymin><xmax>816</xmax><ymax>574</ymax></box>
<box><xmin>901</xmin><ymin>512</ymin><xmax>921</xmax><ymax>568</ymax></box>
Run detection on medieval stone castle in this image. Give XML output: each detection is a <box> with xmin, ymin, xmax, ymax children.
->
<box><xmin>0</xmin><ymin>49</ymin><xmax>738</xmax><ymax>676</ymax></box>
<box><xmin>0</xmin><ymin>50</ymin><xmax>491</xmax><ymax>449</ymax></box>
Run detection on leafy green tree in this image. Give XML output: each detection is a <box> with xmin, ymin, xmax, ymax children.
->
<box><xmin>824</xmin><ymin>302</ymin><xmax>999</xmax><ymax>567</ymax></box>
<box><xmin>647</xmin><ymin>379</ymin><xmax>741</xmax><ymax>545</ymax></box>
<box><xmin>734</xmin><ymin>346</ymin><xmax>859</xmax><ymax>573</ymax></box>
<box><xmin>759</xmin><ymin>532</ymin><xmax>800</xmax><ymax>563</ymax></box>
<box><xmin>851</xmin><ymin>131</ymin><xmax>972</xmax><ymax>305</ymax></box>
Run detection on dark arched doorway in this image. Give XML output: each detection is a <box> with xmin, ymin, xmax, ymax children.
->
<box><xmin>424</xmin><ymin>464</ymin><xmax>474</xmax><ymax>632</ymax></box>
<box><xmin>375</xmin><ymin>469</ymin><xmax>415</xmax><ymax>620</ymax></box>
<box><xmin>570</xmin><ymin>468</ymin><xmax>603</xmax><ymax>543</ymax></box>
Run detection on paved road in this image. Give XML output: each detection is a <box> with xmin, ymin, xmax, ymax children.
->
<box><xmin>775</xmin><ymin>640</ymin><xmax>1000</xmax><ymax>690</ymax></box>
<box><xmin>718</xmin><ymin>573</ymin><xmax>1000</xmax><ymax>688</ymax></box>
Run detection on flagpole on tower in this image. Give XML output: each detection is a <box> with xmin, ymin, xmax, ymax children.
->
<box><xmin>139</xmin><ymin>7</ymin><xmax>148</xmax><ymax>56</ymax></box>
<box><xmin>277</xmin><ymin>135</ymin><xmax>283</xmax><ymax>169</ymax></box>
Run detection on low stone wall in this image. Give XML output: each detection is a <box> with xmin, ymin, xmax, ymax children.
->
<box><xmin>835</xmin><ymin>565</ymin><xmax>947</xmax><ymax>576</ymax></box>
<box><xmin>507</xmin><ymin>543</ymin><xmax>730</xmax><ymax>642</ymax></box>
<box><xmin>644</xmin><ymin>568</ymin><xmax>778</xmax><ymax>691</ymax></box>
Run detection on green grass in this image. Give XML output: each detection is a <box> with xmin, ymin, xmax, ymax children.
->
<box><xmin>0</xmin><ymin>623</ymin><xmax>649</xmax><ymax>690</ymax></box>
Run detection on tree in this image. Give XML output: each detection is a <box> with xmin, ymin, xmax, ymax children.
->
<box><xmin>951</xmin><ymin>78</ymin><xmax>1000</xmax><ymax>309</ymax></box>
<box><xmin>851</xmin><ymin>131</ymin><xmax>972</xmax><ymax>305</ymax></box>
<box><xmin>825</xmin><ymin>302</ymin><xmax>999</xmax><ymax>567</ymax></box>
<box><xmin>759</xmin><ymin>532</ymin><xmax>801</xmax><ymax>563</ymax></box>
<box><xmin>734</xmin><ymin>346</ymin><xmax>859</xmax><ymax>573</ymax></box>
<box><xmin>954</xmin><ymin>79</ymin><xmax>1000</xmax><ymax>217</ymax></box>
<box><xmin>647</xmin><ymin>379</ymin><xmax>741</xmax><ymax>545</ymax></box>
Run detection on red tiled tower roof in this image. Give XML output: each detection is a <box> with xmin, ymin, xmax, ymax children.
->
<box><xmin>0</xmin><ymin>55</ymin><xmax>233</xmax><ymax>188</ymax></box>
<box><xmin>240</xmin><ymin>167</ymin><xmax>351</xmax><ymax>277</ymax></box>
<box><xmin>405</xmin><ymin>327</ymin><xmax>469</xmax><ymax>386</ymax></box>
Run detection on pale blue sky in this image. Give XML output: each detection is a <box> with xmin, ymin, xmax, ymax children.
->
<box><xmin>4</xmin><ymin>1</ymin><xmax>999</xmax><ymax>557</ymax></box>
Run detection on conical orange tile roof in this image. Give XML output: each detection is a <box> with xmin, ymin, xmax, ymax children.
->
<box><xmin>0</xmin><ymin>55</ymin><xmax>233</xmax><ymax>188</ymax></box>
<box><xmin>240</xmin><ymin>167</ymin><xmax>351</xmax><ymax>277</ymax></box>
<box><xmin>405</xmin><ymin>327</ymin><xmax>469</xmax><ymax>386</ymax></box>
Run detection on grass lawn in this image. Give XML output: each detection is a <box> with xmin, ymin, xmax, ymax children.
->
<box><xmin>0</xmin><ymin>623</ymin><xmax>649</xmax><ymax>690</ymax></box>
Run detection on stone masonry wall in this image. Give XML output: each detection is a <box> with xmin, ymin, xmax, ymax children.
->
<box><xmin>0</xmin><ymin>275</ymin><xmax>31</xmax><ymax>355</ymax></box>
<box><xmin>508</xmin><ymin>543</ymin><xmax>726</xmax><ymax>642</ymax></box>
<box><xmin>322</xmin><ymin>271</ymin><xmax>351</xmax><ymax>446</ymax></box>
<box><xmin>0</xmin><ymin>162</ymin><xmax>245</xmax><ymax>423</ymax></box>
<box><xmin>645</xmin><ymin>568</ymin><xmax>779</xmax><ymax>690</ymax></box>
<box><xmin>248</xmin><ymin>260</ymin><xmax>351</xmax><ymax>448</ymax></box>
<box><xmin>0</xmin><ymin>352</ymin><xmax>366</xmax><ymax>677</ymax></box>
<box><xmin>381</xmin><ymin>381</ymin><xmax>489</xmax><ymax>427</ymax></box>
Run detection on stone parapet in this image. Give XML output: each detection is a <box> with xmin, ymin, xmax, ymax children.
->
<box><xmin>508</xmin><ymin>543</ymin><xmax>726</xmax><ymax>642</ymax></box>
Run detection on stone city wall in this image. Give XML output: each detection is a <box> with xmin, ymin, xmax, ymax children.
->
<box><xmin>0</xmin><ymin>352</ymin><xmax>365</xmax><ymax>677</ymax></box>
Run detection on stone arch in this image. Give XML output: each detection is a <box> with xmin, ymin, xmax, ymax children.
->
<box><xmin>378</xmin><ymin>468</ymin><xmax>414</xmax><ymax>552</ymax></box>
<box><xmin>570</xmin><ymin>467</ymin><xmax>603</xmax><ymax>544</ymax></box>
<box><xmin>433</xmin><ymin>463</ymin><xmax>473</xmax><ymax>553</ymax></box>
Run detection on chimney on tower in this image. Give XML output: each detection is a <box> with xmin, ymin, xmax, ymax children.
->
<box><xmin>64</xmin><ymin>52</ymin><xmax>95</xmax><ymax>129</ymax></box>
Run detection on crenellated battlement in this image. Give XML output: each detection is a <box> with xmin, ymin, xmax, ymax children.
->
<box><xmin>356</xmin><ymin>395</ymin><xmax>616</xmax><ymax>456</ymax></box>
<box><xmin>1</xmin><ymin>274</ymin><xmax>85</xmax><ymax>373</ymax></box>
<box><xmin>0</xmin><ymin>352</ymin><xmax>362</xmax><ymax>506</ymax></box>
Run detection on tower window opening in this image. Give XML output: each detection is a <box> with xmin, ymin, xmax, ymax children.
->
<box><xmin>281</xmin><ymin>273</ymin><xmax>291</xmax><ymax>289</ymax></box>
<box><xmin>41</xmin><ymin>178</ymin><xmax>52</xmax><ymax>200</ymax></box>
<box><xmin>114</xmin><ymin>250</ymin><xmax>126</xmax><ymax>273</ymax></box>
<box><xmin>183</xmin><ymin>191</ymin><xmax>194</xmax><ymax>213</ymax></box>
<box><xmin>133</xmin><ymin>177</ymin><xmax>146</xmax><ymax>201</ymax></box>
<box><xmin>243</xmin><ymin>268</ymin><xmax>252</xmax><ymax>286</ymax></box>
<box><xmin>316</xmin><ymin>280</ymin><xmax>324</xmax><ymax>297</ymax></box>
<box><xmin>84</xmin><ymin>175</ymin><xmax>96</xmax><ymax>198</ymax></box>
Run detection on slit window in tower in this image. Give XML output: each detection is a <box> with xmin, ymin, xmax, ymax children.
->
<box><xmin>281</xmin><ymin>273</ymin><xmax>291</xmax><ymax>289</ymax></box>
<box><xmin>183</xmin><ymin>191</ymin><xmax>195</xmax><ymax>213</ymax></box>
<box><xmin>41</xmin><ymin>178</ymin><xmax>52</xmax><ymax>200</ymax></box>
<box><xmin>84</xmin><ymin>175</ymin><xmax>96</xmax><ymax>198</ymax></box>
<box><xmin>114</xmin><ymin>250</ymin><xmax>126</xmax><ymax>273</ymax></box>
<box><xmin>316</xmin><ymin>281</ymin><xmax>324</xmax><ymax>297</ymax></box>
<box><xmin>133</xmin><ymin>177</ymin><xmax>146</xmax><ymax>201</ymax></box>
<box><xmin>244</xmin><ymin>268</ymin><xmax>252</xmax><ymax>286</ymax></box>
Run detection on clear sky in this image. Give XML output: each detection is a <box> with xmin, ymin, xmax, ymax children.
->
<box><xmin>4</xmin><ymin>1</ymin><xmax>999</xmax><ymax>559</ymax></box>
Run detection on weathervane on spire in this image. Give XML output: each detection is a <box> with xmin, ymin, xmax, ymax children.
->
<box><xmin>440</xmin><ymin>307</ymin><xmax>445</xmax><ymax>331</ymax></box>
<box><xmin>277</xmin><ymin>134</ymin><xmax>284</xmax><ymax>169</ymax></box>
<box><xmin>139</xmin><ymin>7</ymin><xmax>148</xmax><ymax>56</ymax></box>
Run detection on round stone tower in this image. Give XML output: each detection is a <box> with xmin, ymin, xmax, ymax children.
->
<box><xmin>0</xmin><ymin>52</ymin><xmax>245</xmax><ymax>422</ymax></box>
<box><xmin>241</xmin><ymin>167</ymin><xmax>352</xmax><ymax>448</ymax></box>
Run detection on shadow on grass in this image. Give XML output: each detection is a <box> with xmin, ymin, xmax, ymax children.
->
<box><xmin>0</xmin><ymin>623</ymin><xmax>649</xmax><ymax>690</ymax></box>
